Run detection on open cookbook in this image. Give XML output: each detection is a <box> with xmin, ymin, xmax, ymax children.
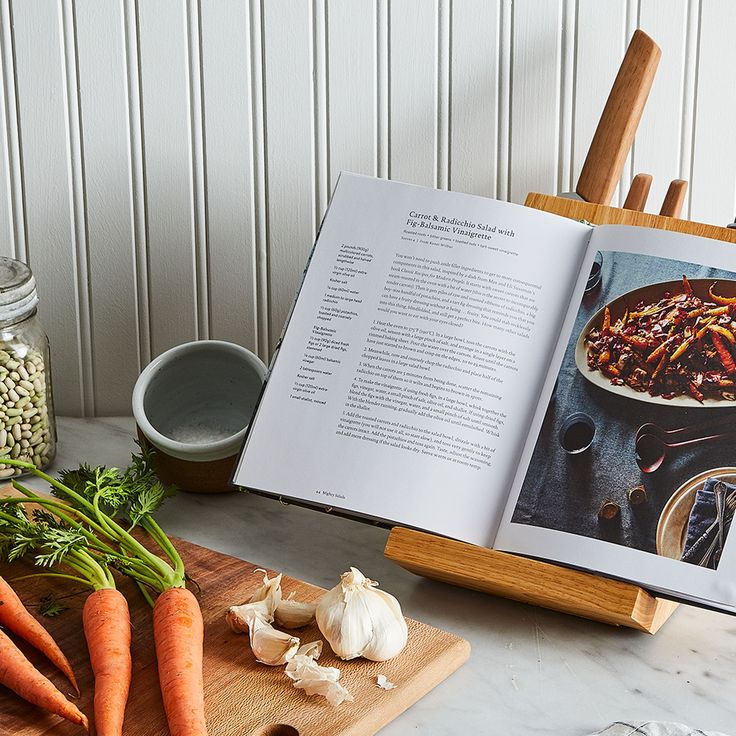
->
<box><xmin>234</xmin><ymin>173</ymin><xmax>736</xmax><ymax>613</ymax></box>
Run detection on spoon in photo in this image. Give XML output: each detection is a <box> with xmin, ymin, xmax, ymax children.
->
<box><xmin>635</xmin><ymin>413</ymin><xmax>736</xmax><ymax>444</ymax></box>
<box><xmin>635</xmin><ymin>430</ymin><xmax>736</xmax><ymax>473</ymax></box>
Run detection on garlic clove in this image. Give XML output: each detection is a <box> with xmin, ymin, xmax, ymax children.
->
<box><xmin>248</xmin><ymin>612</ymin><xmax>300</xmax><ymax>666</ymax></box>
<box><xmin>316</xmin><ymin>567</ymin><xmax>408</xmax><ymax>662</ymax></box>
<box><xmin>274</xmin><ymin>594</ymin><xmax>317</xmax><ymax>629</ymax></box>
<box><xmin>226</xmin><ymin>570</ymin><xmax>283</xmax><ymax>631</ymax></box>
<box><xmin>226</xmin><ymin>599</ymin><xmax>271</xmax><ymax>633</ymax></box>
<box><xmin>248</xmin><ymin>570</ymin><xmax>283</xmax><ymax>614</ymax></box>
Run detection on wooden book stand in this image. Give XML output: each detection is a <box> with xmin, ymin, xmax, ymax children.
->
<box><xmin>385</xmin><ymin>195</ymin><xmax>736</xmax><ymax>633</ymax></box>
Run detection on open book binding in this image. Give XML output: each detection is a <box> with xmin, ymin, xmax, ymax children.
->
<box><xmin>234</xmin><ymin>173</ymin><xmax>736</xmax><ymax>614</ymax></box>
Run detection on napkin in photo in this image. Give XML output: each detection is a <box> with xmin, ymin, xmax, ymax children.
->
<box><xmin>680</xmin><ymin>478</ymin><xmax>735</xmax><ymax>568</ymax></box>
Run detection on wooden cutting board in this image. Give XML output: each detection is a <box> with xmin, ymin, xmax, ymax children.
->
<box><xmin>0</xmin><ymin>536</ymin><xmax>470</xmax><ymax>735</ymax></box>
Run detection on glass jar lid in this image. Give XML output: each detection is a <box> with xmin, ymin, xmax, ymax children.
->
<box><xmin>0</xmin><ymin>256</ymin><xmax>38</xmax><ymax>324</ymax></box>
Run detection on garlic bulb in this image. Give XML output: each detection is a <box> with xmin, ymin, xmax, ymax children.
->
<box><xmin>274</xmin><ymin>593</ymin><xmax>317</xmax><ymax>629</ymax></box>
<box><xmin>316</xmin><ymin>567</ymin><xmax>408</xmax><ymax>661</ymax></box>
<box><xmin>246</xmin><ymin>609</ymin><xmax>300</xmax><ymax>666</ymax></box>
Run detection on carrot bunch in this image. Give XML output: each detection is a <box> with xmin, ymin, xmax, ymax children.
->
<box><xmin>0</xmin><ymin>450</ymin><xmax>208</xmax><ymax>736</ymax></box>
<box><xmin>0</xmin><ymin>573</ymin><xmax>86</xmax><ymax>729</ymax></box>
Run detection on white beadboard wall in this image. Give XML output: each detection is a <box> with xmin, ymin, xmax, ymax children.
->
<box><xmin>0</xmin><ymin>0</ymin><xmax>733</xmax><ymax>416</ymax></box>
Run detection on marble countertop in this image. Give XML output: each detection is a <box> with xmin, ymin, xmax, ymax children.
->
<box><xmin>38</xmin><ymin>417</ymin><xmax>736</xmax><ymax>735</ymax></box>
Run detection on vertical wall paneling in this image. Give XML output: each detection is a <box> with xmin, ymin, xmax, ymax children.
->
<box><xmin>376</xmin><ymin>0</ymin><xmax>389</xmax><ymax>180</ymax></box>
<box><xmin>248</xmin><ymin>0</ymin><xmax>269</xmax><ymax>360</ymax></box>
<box><xmin>312</xmin><ymin>0</ymin><xmax>328</xmax><ymax>220</ymax></box>
<box><xmin>496</xmin><ymin>0</ymin><xmax>512</xmax><ymax>201</ymax></box>
<box><xmin>123</xmin><ymin>0</ymin><xmax>151</xmax><ymax>371</ymax></box>
<box><xmin>448</xmin><ymin>1</ymin><xmax>500</xmax><ymax>198</ymax></box>
<box><xmin>633</xmin><ymin>1</ymin><xmax>689</xmax><ymax>215</ymax></box>
<box><xmin>572</xmin><ymin>1</ymin><xmax>627</xmax><ymax>204</ymax></box>
<box><xmin>326</xmin><ymin>0</ymin><xmax>377</xmax><ymax>187</ymax></box>
<box><xmin>137</xmin><ymin>0</ymin><xmax>199</xmax><ymax>357</ymax></box>
<box><xmin>75</xmin><ymin>0</ymin><xmax>140</xmax><ymax>415</ymax></box>
<box><xmin>186</xmin><ymin>0</ymin><xmax>209</xmax><ymax>341</ymax></box>
<box><xmin>508</xmin><ymin>0</ymin><xmax>564</xmax><ymax>204</ymax></box>
<box><xmin>388</xmin><ymin>0</ymin><xmax>438</xmax><ymax>186</ymax></box>
<box><xmin>0</xmin><ymin>1</ymin><xmax>21</xmax><ymax>259</ymax></box>
<box><xmin>199</xmin><ymin>0</ymin><xmax>259</xmax><ymax>352</ymax></box>
<box><xmin>436</xmin><ymin>0</ymin><xmax>450</xmax><ymax>190</ymax></box>
<box><xmin>448</xmin><ymin>0</ymin><xmax>500</xmax><ymax>198</ymax></box>
<box><xmin>60</xmin><ymin>0</ymin><xmax>94</xmax><ymax>415</ymax></box>
<box><xmin>1</xmin><ymin>4</ymin><xmax>731</xmax><ymax>413</ymax></box>
<box><xmin>11</xmin><ymin>0</ymin><xmax>84</xmax><ymax>414</ymax></box>
<box><xmin>678</xmin><ymin>0</ymin><xmax>699</xmax><ymax>220</ymax></box>
<box><xmin>557</xmin><ymin>0</ymin><xmax>576</xmax><ymax>195</ymax></box>
<box><xmin>689</xmin><ymin>0</ymin><xmax>736</xmax><ymax>227</ymax></box>
<box><xmin>262</xmin><ymin>1</ymin><xmax>316</xmax><ymax>350</ymax></box>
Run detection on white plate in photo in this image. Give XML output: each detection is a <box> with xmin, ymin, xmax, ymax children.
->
<box><xmin>575</xmin><ymin>278</ymin><xmax>736</xmax><ymax>409</ymax></box>
<box><xmin>656</xmin><ymin>467</ymin><xmax>736</xmax><ymax>559</ymax></box>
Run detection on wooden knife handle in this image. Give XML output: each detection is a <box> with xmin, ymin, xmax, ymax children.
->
<box><xmin>623</xmin><ymin>173</ymin><xmax>653</xmax><ymax>211</ymax></box>
<box><xmin>576</xmin><ymin>30</ymin><xmax>661</xmax><ymax>205</ymax></box>
<box><xmin>659</xmin><ymin>179</ymin><xmax>688</xmax><ymax>218</ymax></box>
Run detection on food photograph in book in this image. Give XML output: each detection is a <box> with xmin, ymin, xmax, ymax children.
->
<box><xmin>511</xmin><ymin>250</ymin><xmax>736</xmax><ymax>569</ymax></box>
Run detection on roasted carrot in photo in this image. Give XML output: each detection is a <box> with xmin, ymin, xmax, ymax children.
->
<box><xmin>0</xmin><ymin>574</ymin><xmax>79</xmax><ymax>693</ymax></box>
<box><xmin>0</xmin><ymin>628</ymin><xmax>88</xmax><ymax>730</ymax></box>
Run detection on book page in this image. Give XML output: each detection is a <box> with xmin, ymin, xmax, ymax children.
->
<box><xmin>496</xmin><ymin>224</ymin><xmax>736</xmax><ymax>610</ymax></box>
<box><xmin>234</xmin><ymin>174</ymin><xmax>591</xmax><ymax>546</ymax></box>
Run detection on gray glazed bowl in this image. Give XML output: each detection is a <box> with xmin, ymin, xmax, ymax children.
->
<box><xmin>132</xmin><ymin>340</ymin><xmax>267</xmax><ymax>477</ymax></box>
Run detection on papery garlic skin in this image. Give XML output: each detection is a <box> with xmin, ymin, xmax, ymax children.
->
<box><xmin>285</xmin><ymin>646</ymin><xmax>353</xmax><ymax>706</ymax></box>
<box><xmin>316</xmin><ymin>567</ymin><xmax>408</xmax><ymax>661</ymax></box>
<box><xmin>247</xmin><ymin>610</ymin><xmax>300</xmax><ymax>666</ymax></box>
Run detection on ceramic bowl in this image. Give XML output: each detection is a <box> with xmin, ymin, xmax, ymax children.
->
<box><xmin>132</xmin><ymin>340</ymin><xmax>267</xmax><ymax>492</ymax></box>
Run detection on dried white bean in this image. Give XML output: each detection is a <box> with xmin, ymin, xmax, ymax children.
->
<box><xmin>14</xmin><ymin>386</ymin><xmax>28</xmax><ymax>397</ymax></box>
<box><xmin>0</xmin><ymin>468</ymin><xmax>16</xmax><ymax>478</ymax></box>
<box><xmin>8</xmin><ymin>389</ymin><xmax>18</xmax><ymax>402</ymax></box>
<box><xmin>11</xmin><ymin>424</ymin><xmax>20</xmax><ymax>441</ymax></box>
<box><xmin>19</xmin><ymin>439</ymin><xmax>29</xmax><ymax>449</ymax></box>
<box><xmin>20</xmin><ymin>430</ymin><xmax>30</xmax><ymax>440</ymax></box>
<box><xmin>10</xmin><ymin>444</ymin><xmax>20</xmax><ymax>458</ymax></box>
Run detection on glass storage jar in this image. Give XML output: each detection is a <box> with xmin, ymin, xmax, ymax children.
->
<box><xmin>0</xmin><ymin>257</ymin><xmax>56</xmax><ymax>476</ymax></box>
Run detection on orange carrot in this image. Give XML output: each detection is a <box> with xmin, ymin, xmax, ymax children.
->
<box><xmin>0</xmin><ymin>628</ymin><xmax>88</xmax><ymax>729</ymax></box>
<box><xmin>0</xmin><ymin>575</ymin><xmax>79</xmax><ymax>694</ymax></box>
<box><xmin>153</xmin><ymin>587</ymin><xmax>207</xmax><ymax>736</ymax></box>
<box><xmin>82</xmin><ymin>588</ymin><xmax>131</xmax><ymax>736</ymax></box>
